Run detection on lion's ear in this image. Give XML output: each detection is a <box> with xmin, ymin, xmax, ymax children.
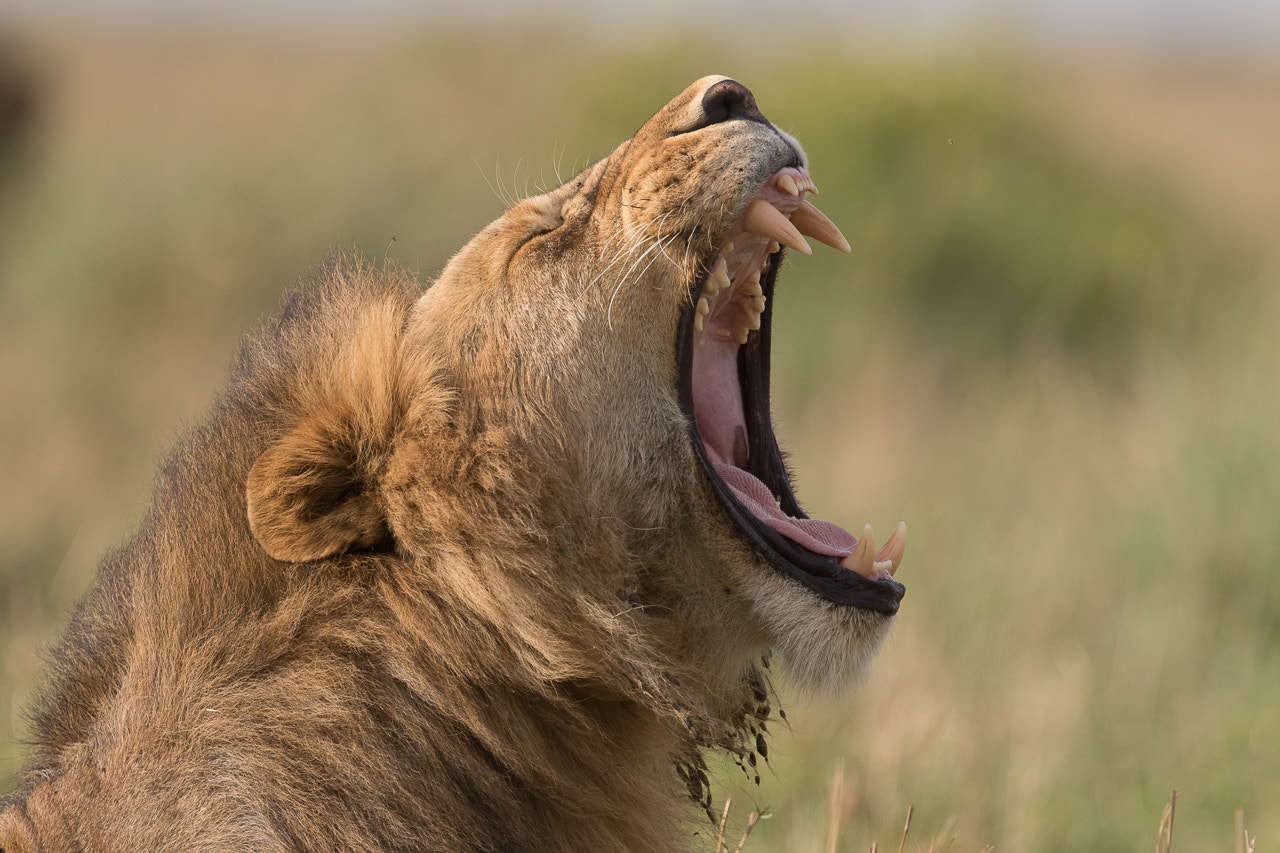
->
<box><xmin>246</xmin><ymin>420</ymin><xmax>389</xmax><ymax>563</ymax></box>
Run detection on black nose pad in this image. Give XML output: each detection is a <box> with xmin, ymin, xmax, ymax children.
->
<box><xmin>700</xmin><ymin>79</ymin><xmax>766</xmax><ymax>125</ymax></box>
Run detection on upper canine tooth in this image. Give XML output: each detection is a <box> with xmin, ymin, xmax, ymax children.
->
<box><xmin>777</xmin><ymin>174</ymin><xmax>800</xmax><ymax>196</ymax></box>
<box><xmin>790</xmin><ymin>199</ymin><xmax>851</xmax><ymax>253</ymax></box>
<box><xmin>742</xmin><ymin>198</ymin><xmax>811</xmax><ymax>255</ymax></box>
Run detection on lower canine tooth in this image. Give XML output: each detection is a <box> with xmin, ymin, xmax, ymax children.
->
<box><xmin>840</xmin><ymin>524</ymin><xmax>876</xmax><ymax>577</ymax></box>
<box><xmin>874</xmin><ymin>521</ymin><xmax>907</xmax><ymax>575</ymax></box>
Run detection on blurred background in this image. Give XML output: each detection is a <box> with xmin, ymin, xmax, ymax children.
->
<box><xmin>0</xmin><ymin>1</ymin><xmax>1276</xmax><ymax>850</ymax></box>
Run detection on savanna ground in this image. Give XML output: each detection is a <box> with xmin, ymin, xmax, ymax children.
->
<box><xmin>0</xmin><ymin>24</ymin><xmax>1276</xmax><ymax>852</ymax></box>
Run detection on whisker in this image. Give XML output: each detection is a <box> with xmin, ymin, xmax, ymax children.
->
<box><xmin>607</xmin><ymin>241</ymin><xmax>665</xmax><ymax>330</ymax></box>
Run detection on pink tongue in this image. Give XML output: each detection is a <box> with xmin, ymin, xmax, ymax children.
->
<box><xmin>714</xmin><ymin>462</ymin><xmax>858</xmax><ymax>558</ymax></box>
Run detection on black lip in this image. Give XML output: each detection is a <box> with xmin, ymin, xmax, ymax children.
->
<box><xmin>677</xmin><ymin>249</ymin><xmax>905</xmax><ymax>615</ymax></box>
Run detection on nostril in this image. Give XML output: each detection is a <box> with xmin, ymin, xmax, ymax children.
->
<box><xmin>700</xmin><ymin>79</ymin><xmax>764</xmax><ymax>125</ymax></box>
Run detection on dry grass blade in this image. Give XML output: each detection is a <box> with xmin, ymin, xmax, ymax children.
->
<box><xmin>732</xmin><ymin>810</ymin><xmax>762</xmax><ymax>853</ymax></box>
<box><xmin>1156</xmin><ymin>789</ymin><xmax>1178</xmax><ymax>853</ymax></box>
<box><xmin>827</xmin><ymin>762</ymin><xmax>845</xmax><ymax>853</ymax></box>
<box><xmin>710</xmin><ymin>797</ymin><xmax>759</xmax><ymax>853</ymax></box>
<box><xmin>715</xmin><ymin>798</ymin><xmax>733</xmax><ymax>853</ymax></box>
<box><xmin>1235</xmin><ymin>808</ymin><xmax>1257</xmax><ymax>853</ymax></box>
<box><xmin>896</xmin><ymin>804</ymin><xmax>915</xmax><ymax>853</ymax></box>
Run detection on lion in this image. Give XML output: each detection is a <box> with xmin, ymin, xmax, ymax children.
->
<box><xmin>0</xmin><ymin>76</ymin><xmax>905</xmax><ymax>852</ymax></box>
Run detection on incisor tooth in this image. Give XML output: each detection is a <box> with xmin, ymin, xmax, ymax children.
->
<box><xmin>742</xmin><ymin>198</ymin><xmax>811</xmax><ymax>255</ymax></box>
<box><xmin>790</xmin><ymin>199</ymin><xmax>851</xmax><ymax>253</ymax></box>
<box><xmin>777</xmin><ymin>174</ymin><xmax>800</xmax><ymax>197</ymax></box>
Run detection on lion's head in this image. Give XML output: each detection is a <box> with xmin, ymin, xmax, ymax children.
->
<box><xmin>249</xmin><ymin>75</ymin><xmax>904</xmax><ymax>701</ymax></box>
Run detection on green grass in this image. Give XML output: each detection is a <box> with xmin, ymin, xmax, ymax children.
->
<box><xmin>1</xmin><ymin>27</ymin><xmax>1275</xmax><ymax>851</ymax></box>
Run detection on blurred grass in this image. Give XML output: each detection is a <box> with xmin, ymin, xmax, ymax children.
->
<box><xmin>1</xmin><ymin>25</ymin><xmax>1276</xmax><ymax>852</ymax></box>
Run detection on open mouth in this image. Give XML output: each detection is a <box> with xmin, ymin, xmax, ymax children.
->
<box><xmin>676</xmin><ymin>167</ymin><xmax>906</xmax><ymax>615</ymax></box>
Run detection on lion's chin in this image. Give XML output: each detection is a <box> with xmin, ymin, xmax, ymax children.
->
<box><xmin>749</xmin><ymin>568</ymin><xmax>896</xmax><ymax>695</ymax></box>
<box><xmin>677</xmin><ymin>167</ymin><xmax>908</xmax><ymax>617</ymax></box>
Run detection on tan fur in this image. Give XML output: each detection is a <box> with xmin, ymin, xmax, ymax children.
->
<box><xmin>0</xmin><ymin>77</ymin><xmax>896</xmax><ymax>852</ymax></box>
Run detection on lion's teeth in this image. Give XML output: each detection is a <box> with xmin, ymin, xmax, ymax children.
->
<box><xmin>790</xmin><ymin>199</ymin><xmax>851</xmax><ymax>253</ymax></box>
<box><xmin>777</xmin><ymin>174</ymin><xmax>800</xmax><ymax>196</ymax></box>
<box><xmin>731</xmin><ymin>315</ymin><xmax>751</xmax><ymax>345</ymax></box>
<box><xmin>874</xmin><ymin>521</ymin><xmax>907</xmax><ymax>576</ymax></box>
<box><xmin>742</xmin><ymin>198</ymin><xmax>811</xmax><ymax>255</ymax></box>
<box><xmin>741</xmin><ymin>273</ymin><xmax>763</xmax><ymax>298</ymax></box>
<box><xmin>839</xmin><ymin>522</ymin><xmax>907</xmax><ymax>578</ymax></box>
<box><xmin>768</xmin><ymin>241</ymin><xmax>781</xmax><ymax>255</ymax></box>
<box><xmin>694</xmin><ymin>295</ymin><xmax>711</xmax><ymax>333</ymax></box>
<box><xmin>706</xmin><ymin>258</ymin><xmax>731</xmax><ymax>297</ymax></box>
<box><xmin>840</xmin><ymin>525</ymin><xmax>877</xmax><ymax>577</ymax></box>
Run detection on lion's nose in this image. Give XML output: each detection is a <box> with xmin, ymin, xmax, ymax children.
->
<box><xmin>700</xmin><ymin>79</ymin><xmax>766</xmax><ymax>125</ymax></box>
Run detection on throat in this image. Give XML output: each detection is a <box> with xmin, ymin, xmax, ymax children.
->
<box><xmin>691</xmin><ymin>332</ymin><xmax>748</xmax><ymax>468</ymax></box>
